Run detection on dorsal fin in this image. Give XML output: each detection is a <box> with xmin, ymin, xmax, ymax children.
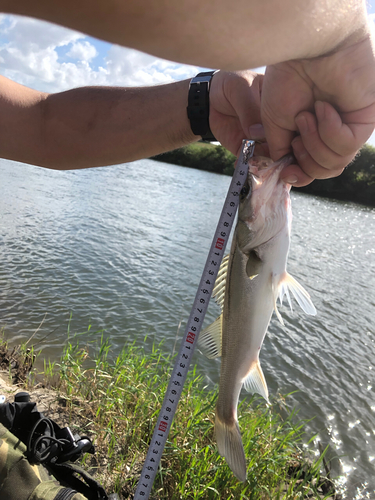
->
<box><xmin>198</xmin><ymin>315</ymin><xmax>222</xmax><ymax>358</ymax></box>
<box><xmin>212</xmin><ymin>254</ymin><xmax>229</xmax><ymax>310</ymax></box>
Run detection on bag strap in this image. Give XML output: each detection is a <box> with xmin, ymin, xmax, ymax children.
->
<box><xmin>47</xmin><ymin>462</ymin><xmax>108</xmax><ymax>500</ymax></box>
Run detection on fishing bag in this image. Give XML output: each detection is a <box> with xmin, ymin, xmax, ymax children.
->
<box><xmin>0</xmin><ymin>392</ymin><xmax>111</xmax><ymax>500</ymax></box>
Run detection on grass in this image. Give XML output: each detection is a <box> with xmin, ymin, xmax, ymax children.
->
<box><xmin>31</xmin><ymin>333</ymin><xmax>337</xmax><ymax>500</ymax></box>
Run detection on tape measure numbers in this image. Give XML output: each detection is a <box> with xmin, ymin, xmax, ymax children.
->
<box><xmin>134</xmin><ymin>139</ymin><xmax>255</xmax><ymax>499</ymax></box>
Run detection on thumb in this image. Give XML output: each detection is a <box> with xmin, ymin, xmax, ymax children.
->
<box><xmin>263</xmin><ymin>118</ymin><xmax>295</xmax><ymax>161</ymax></box>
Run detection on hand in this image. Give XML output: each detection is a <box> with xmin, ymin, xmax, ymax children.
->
<box><xmin>261</xmin><ymin>33</ymin><xmax>375</xmax><ymax>187</ymax></box>
<box><xmin>208</xmin><ymin>70</ymin><xmax>269</xmax><ymax>157</ymax></box>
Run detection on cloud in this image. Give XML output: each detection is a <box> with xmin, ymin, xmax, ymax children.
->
<box><xmin>104</xmin><ymin>45</ymin><xmax>200</xmax><ymax>86</ymax></box>
<box><xmin>66</xmin><ymin>41</ymin><xmax>98</xmax><ymax>62</ymax></box>
<box><xmin>0</xmin><ymin>15</ymin><xmax>82</xmax><ymax>51</ymax></box>
<box><xmin>0</xmin><ymin>14</ymin><xmax>201</xmax><ymax>92</ymax></box>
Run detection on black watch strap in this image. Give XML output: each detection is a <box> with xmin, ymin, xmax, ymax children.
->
<box><xmin>187</xmin><ymin>70</ymin><xmax>218</xmax><ymax>142</ymax></box>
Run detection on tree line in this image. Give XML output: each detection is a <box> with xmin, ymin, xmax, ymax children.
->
<box><xmin>153</xmin><ymin>142</ymin><xmax>375</xmax><ymax>207</ymax></box>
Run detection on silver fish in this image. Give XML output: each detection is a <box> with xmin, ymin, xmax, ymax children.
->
<box><xmin>199</xmin><ymin>155</ymin><xmax>316</xmax><ymax>481</ymax></box>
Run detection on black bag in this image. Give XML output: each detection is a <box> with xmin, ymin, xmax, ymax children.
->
<box><xmin>0</xmin><ymin>392</ymin><xmax>111</xmax><ymax>500</ymax></box>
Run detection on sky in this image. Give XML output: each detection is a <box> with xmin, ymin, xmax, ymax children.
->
<box><xmin>0</xmin><ymin>4</ymin><xmax>375</xmax><ymax>145</ymax></box>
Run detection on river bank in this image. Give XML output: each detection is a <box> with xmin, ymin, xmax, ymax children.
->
<box><xmin>152</xmin><ymin>142</ymin><xmax>375</xmax><ymax>207</ymax></box>
<box><xmin>0</xmin><ymin>334</ymin><xmax>343</xmax><ymax>499</ymax></box>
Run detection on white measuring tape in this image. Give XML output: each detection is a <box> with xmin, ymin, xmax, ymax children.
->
<box><xmin>133</xmin><ymin>139</ymin><xmax>255</xmax><ymax>499</ymax></box>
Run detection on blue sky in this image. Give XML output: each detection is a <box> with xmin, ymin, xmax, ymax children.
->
<box><xmin>0</xmin><ymin>5</ymin><xmax>374</xmax><ymax>146</ymax></box>
<box><xmin>0</xmin><ymin>14</ymin><xmax>203</xmax><ymax>92</ymax></box>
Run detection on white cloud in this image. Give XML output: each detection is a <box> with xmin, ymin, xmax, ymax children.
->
<box><xmin>104</xmin><ymin>45</ymin><xmax>199</xmax><ymax>86</ymax></box>
<box><xmin>0</xmin><ymin>15</ymin><xmax>82</xmax><ymax>51</ymax></box>
<box><xmin>0</xmin><ymin>14</ymin><xmax>201</xmax><ymax>92</ymax></box>
<box><xmin>66</xmin><ymin>41</ymin><xmax>98</xmax><ymax>61</ymax></box>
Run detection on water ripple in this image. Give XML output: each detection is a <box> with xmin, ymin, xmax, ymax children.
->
<box><xmin>0</xmin><ymin>159</ymin><xmax>374</xmax><ymax>497</ymax></box>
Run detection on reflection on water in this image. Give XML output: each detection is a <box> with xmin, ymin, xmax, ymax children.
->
<box><xmin>0</xmin><ymin>158</ymin><xmax>374</xmax><ymax>498</ymax></box>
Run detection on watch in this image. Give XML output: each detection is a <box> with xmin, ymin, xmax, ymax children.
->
<box><xmin>187</xmin><ymin>70</ymin><xmax>218</xmax><ymax>142</ymax></box>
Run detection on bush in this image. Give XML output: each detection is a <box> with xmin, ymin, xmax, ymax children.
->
<box><xmin>153</xmin><ymin>142</ymin><xmax>375</xmax><ymax>206</ymax></box>
<box><xmin>152</xmin><ymin>142</ymin><xmax>237</xmax><ymax>175</ymax></box>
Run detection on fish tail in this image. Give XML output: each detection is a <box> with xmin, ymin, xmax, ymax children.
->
<box><xmin>215</xmin><ymin>410</ymin><xmax>247</xmax><ymax>482</ymax></box>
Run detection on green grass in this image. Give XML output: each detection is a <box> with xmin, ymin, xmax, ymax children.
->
<box><xmin>36</xmin><ymin>334</ymin><xmax>336</xmax><ymax>499</ymax></box>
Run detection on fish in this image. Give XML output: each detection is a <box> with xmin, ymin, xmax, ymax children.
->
<box><xmin>198</xmin><ymin>155</ymin><xmax>316</xmax><ymax>482</ymax></box>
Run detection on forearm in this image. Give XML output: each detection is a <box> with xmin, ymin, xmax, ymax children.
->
<box><xmin>0</xmin><ymin>0</ymin><xmax>369</xmax><ymax>69</ymax></box>
<box><xmin>0</xmin><ymin>77</ymin><xmax>197</xmax><ymax>169</ymax></box>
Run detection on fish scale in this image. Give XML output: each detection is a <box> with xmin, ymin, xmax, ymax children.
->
<box><xmin>133</xmin><ymin>140</ymin><xmax>255</xmax><ymax>500</ymax></box>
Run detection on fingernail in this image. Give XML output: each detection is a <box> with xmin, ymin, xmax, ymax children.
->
<box><xmin>315</xmin><ymin>101</ymin><xmax>325</xmax><ymax>120</ymax></box>
<box><xmin>283</xmin><ymin>175</ymin><xmax>298</xmax><ymax>184</ymax></box>
<box><xmin>249</xmin><ymin>123</ymin><xmax>265</xmax><ymax>139</ymax></box>
<box><xmin>295</xmin><ymin>115</ymin><xmax>309</xmax><ymax>134</ymax></box>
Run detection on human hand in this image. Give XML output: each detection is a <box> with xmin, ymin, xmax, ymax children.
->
<box><xmin>261</xmin><ymin>33</ymin><xmax>375</xmax><ymax>187</ymax></box>
<box><xmin>208</xmin><ymin>70</ymin><xmax>269</xmax><ymax>157</ymax></box>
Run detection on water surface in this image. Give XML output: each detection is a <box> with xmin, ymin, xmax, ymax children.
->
<box><xmin>0</xmin><ymin>158</ymin><xmax>374</xmax><ymax>498</ymax></box>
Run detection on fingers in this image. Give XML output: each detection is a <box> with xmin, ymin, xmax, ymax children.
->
<box><xmin>314</xmin><ymin>101</ymin><xmax>374</xmax><ymax>155</ymax></box>
<box><xmin>264</xmin><ymin>119</ymin><xmax>295</xmax><ymax>161</ymax></box>
<box><xmin>279</xmin><ymin>163</ymin><xmax>313</xmax><ymax>187</ymax></box>
<box><xmin>210</xmin><ymin>70</ymin><xmax>268</xmax><ymax>157</ymax></box>
<box><xmin>281</xmin><ymin>101</ymin><xmax>374</xmax><ymax>187</ymax></box>
<box><xmin>224</xmin><ymin>70</ymin><xmax>264</xmax><ymax>137</ymax></box>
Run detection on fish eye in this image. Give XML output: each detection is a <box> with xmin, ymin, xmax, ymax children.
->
<box><xmin>240</xmin><ymin>183</ymin><xmax>250</xmax><ymax>200</ymax></box>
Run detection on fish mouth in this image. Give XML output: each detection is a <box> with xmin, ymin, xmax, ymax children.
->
<box><xmin>249</xmin><ymin>154</ymin><xmax>295</xmax><ymax>175</ymax></box>
<box><xmin>249</xmin><ymin>156</ymin><xmax>274</xmax><ymax>174</ymax></box>
<box><xmin>247</xmin><ymin>154</ymin><xmax>295</xmax><ymax>196</ymax></box>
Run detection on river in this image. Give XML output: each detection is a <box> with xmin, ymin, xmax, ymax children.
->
<box><xmin>0</xmin><ymin>158</ymin><xmax>374</xmax><ymax>499</ymax></box>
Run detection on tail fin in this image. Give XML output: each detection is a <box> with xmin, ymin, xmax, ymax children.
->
<box><xmin>215</xmin><ymin>411</ymin><xmax>247</xmax><ymax>482</ymax></box>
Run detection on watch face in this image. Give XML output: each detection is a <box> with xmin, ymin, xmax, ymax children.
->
<box><xmin>191</xmin><ymin>70</ymin><xmax>217</xmax><ymax>85</ymax></box>
<box><xmin>191</xmin><ymin>76</ymin><xmax>212</xmax><ymax>84</ymax></box>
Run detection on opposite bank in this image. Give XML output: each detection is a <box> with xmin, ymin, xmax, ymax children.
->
<box><xmin>153</xmin><ymin>142</ymin><xmax>375</xmax><ymax>207</ymax></box>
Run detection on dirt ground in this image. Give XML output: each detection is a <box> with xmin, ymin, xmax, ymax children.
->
<box><xmin>0</xmin><ymin>370</ymin><xmax>70</xmax><ymax>427</ymax></box>
<box><xmin>0</xmin><ymin>341</ymin><xmax>69</xmax><ymax>427</ymax></box>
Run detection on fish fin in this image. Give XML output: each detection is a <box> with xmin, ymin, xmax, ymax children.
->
<box><xmin>273</xmin><ymin>300</ymin><xmax>285</xmax><ymax>326</ymax></box>
<box><xmin>198</xmin><ymin>315</ymin><xmax>222</xmax><ymax>359</ymax></box>
<box><xmin>242</xmin><ymin>361</ymin><xmax>269</xmax><ymax>403</ymax></box>
<box><xmin>246</xmin><ymin>250</ymin><xmax>262</xmax><ymax>280</ymax></box>
<box><xmin>212</xmin><ymin>254</ymin><xmax>229</xmax><ymax>310</ymax></box>
<box><xmin>272</xmin><ymin>277</ymin><xmax>285</xmax><ymax>326</ymax></box>
<box><xmin>215</xmin><ymin>412</ymin><xmax>247</xmax><ymax>482</ymax></box>
<box><xmin>279</xmin><ymin>272</ymin><xmax>317</xmax><ymax>316</ymax></box>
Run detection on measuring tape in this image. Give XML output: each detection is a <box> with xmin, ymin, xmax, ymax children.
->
<box><xmin>133</xmin><ymin>139</ymin><xmax>255</xmax><ymax>500</ymax></box>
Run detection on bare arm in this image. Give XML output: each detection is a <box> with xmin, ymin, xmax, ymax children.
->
<box><xmin>0</xmin><ymin>0</ymin><xmax>368</xmax><ymax>70</ymax></box>
<box><xmin>0</xmin><ymin>71</ymin><xmax>265</xmax><ymax>169</ymax></box>
<box><xmin>0</xmin><ymin>75</ymin><xmax>197</xmax><ymax>169</ymax></box>
<box><xmin>0</xmin><ymin>0</ymin><xmax>373</xmax><ymax>183</ymax></box>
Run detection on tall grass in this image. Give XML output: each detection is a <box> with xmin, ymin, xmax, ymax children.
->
<box><xmin>42</xmin><ymin>335</ymin><xmax>336</xmax><ymax>499</ymax></box>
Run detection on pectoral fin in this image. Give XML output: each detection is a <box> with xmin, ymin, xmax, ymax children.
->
<box><xmin>272</xmin><ymin>272</ymin><xmax>317</xmax><ymax>325</ymax></box>
<box><xmin>246</xmin><ymin>250</ymin><xmax>262</xmax><ymax>280</ymax></box>
<box><xmin>198</xmin><ymin>315</ymin><xmax>222</xmax><ymax>359</ymax></box>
